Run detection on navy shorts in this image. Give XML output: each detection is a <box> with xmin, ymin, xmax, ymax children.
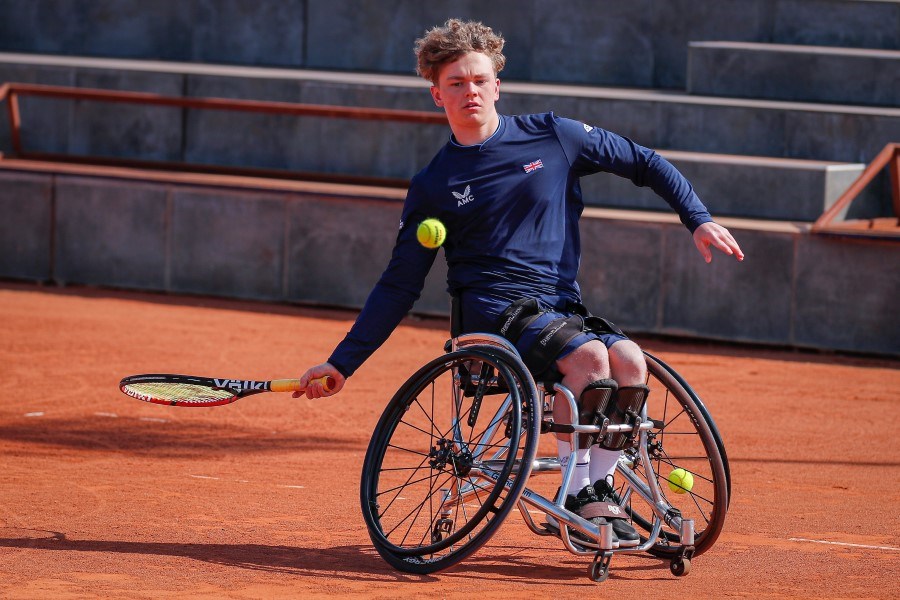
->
<box><xmin>458</xmin><ymin>293</ymin><xmax>629</xmax><ymax>377</ymax></box>
<box><xmin>514</xmin><ymin>306</ymin><xmax>629</xmax><ymax>366</ymax></box>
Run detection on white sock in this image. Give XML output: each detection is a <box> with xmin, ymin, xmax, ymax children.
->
<box><xmin>558</xmin><ymin>440</ymin><xmax>591</xmax><ymax>496</ymax></box>
<box><xmin>589</xmin><ymin>446</ymin><xmax>621</xmax><ymax>485</ymax></box>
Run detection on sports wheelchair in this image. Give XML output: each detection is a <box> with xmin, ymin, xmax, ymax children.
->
<box><xmin>360</xmin><ymin>332</ymin><xmax>730</xmax><ymax>582</ymax></box>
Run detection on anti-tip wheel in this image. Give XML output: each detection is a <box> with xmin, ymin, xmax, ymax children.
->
<box><xmin>589</xmin><ymin>561</ymin><xmax>609</xmax><ymax>583</ymax></box>
<box><xmin>670</xmin><ymin>557</ymin><xmax>691</xmax><ymax>577</ymax></box>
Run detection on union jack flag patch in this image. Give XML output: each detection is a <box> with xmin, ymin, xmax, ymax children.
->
<box><xmin>523</xmin><ymin>159</ymin><xmax>543</xmax><ymax>173</ymax></box>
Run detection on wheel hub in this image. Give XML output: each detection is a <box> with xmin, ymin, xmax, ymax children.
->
<box><xmin>428</xmin><ymin>438</ymin><xmax>473</xmax><ymax>476</ymax></box>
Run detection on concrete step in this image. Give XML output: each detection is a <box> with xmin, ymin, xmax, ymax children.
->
<box><xmin>1</xmin><ymin>1</ymin><xmax>897</xmax><ymax>89</ymax></box>
<box><xmin>688</xmin><ymin>41</ymin><xmax>900</xmax><ymax>107</ymax></box>
<box><xmin>582</xmin><ymin>150</ymin><xmax>870</xmax><ymax>222</ymax></box>
<box><xmin>650</xmin><ymin>0</ymin><xmax>900</xmax><ymax>88</ymax></box>
<box><xmin>498</xmin><ymin>81</ymin><xmax>900</xmax><ymax>165</ymax></box>
<box><xmin>1</xmin><ymin>54</ymin><xmax>899</xmax><ymax>201</ymax></box>
<box><xmin>766</xmin><ymin>0</ymin><xmax>900</xmax><ymax>50</ymax></box>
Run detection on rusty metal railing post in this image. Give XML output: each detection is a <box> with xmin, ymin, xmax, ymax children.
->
<box><xmin>889</xmin><ymin>147</ymin><xmax>900</xmax><ymax>225</ymax></box>
<box><xmin>812</xmin><ymin>143</ymin><xmax>900</xmax><ymax>234</ymax></box>
<box><xmin>7</xmin><ymin>90</ymin><xmax>22</xmax><ymax>157</ymax></box>
<box><xmin>0</xmin><ymin>83</ymin><xmax>6</xmax><ymax>158</ymax></box>
<box><xmin>0</xmin><ymin>83</ymin><xmax>21</xmax><ymax>158</ymax></box>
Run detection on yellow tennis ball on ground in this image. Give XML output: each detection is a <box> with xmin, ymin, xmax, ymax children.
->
<box><xmin>416</xmin><ymin>218</ymin><xmax>446</xmax><ymax>249</ymax></box>
<box><xmin>668</xmin><ymin>468</ymin><xmax>694</xmax><ymax>494</ymax></box>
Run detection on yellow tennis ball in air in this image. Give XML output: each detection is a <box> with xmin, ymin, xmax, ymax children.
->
<box><xmin>416</xmin><ymin>218</ymin><xmax>446</xmax><ymax>249</ymax></box>
<box><xmin>668</xmin><ymin>468</ymin><xmax>694</xmax><ymax>494</ymax></box>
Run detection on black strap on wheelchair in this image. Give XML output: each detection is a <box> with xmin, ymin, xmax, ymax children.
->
<box><xmin>450</xmin><ymin>294</ymin><xmax>463</xmax><ymax>338</ymax></box>
<box><xmin>495</xmin><ymin>298</ymin><xmax>578</xmax><ymax>375</ymax></box>
<box><xmin>565</xmin><ymin>300</ymin><xmax>626</xmax><ymax>337</ymax></box>
<box><xmin>579</xmin><ymin>378</ymin><xmax>618</xmax><ymax>448</ymax></box>
<box><xmin>495</xmin><ymin>298</ymin><xmax>627</xmax><ymax>376</ymax></box>
<box><xmin>524</xmin><ymin>315</ymin><xmax>586</xmax><ymax>375</ymax></box>
<box><xmin>496</xmin><ymin>297</ymin><xmax>542</xmax><ymax>341</ymax></box>
<box><xmin>600</xmin><ymin>384</ymin><xmax>650</xmax><ymax>450</ymax></box>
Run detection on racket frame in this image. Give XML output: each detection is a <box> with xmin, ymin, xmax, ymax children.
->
<box><xmin>119</xmin><ymin>374</ymin><xmax>328</xmax><ymax>407</ymax></box>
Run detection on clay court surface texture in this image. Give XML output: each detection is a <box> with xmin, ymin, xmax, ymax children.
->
<box><xmin>0</xmin><ymin>282</ymin><xmax>897</xmax><ymax>599</ymax></box>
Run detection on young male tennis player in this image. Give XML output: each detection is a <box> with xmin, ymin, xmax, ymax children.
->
<box><xmin>298</xmin><ymin>18</ymin><xmax>743</xmax><ymax>545</ymax></box>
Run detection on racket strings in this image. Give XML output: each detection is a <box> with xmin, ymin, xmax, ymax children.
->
<box><xmin>124</xmin><ymin>382</ymin><xmax>234</xmax><ymax>404</ymax></box>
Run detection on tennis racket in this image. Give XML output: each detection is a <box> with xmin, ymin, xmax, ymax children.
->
<box><xmin>119</xmin><ymin>373</ymin><xmax>336</xmax><ymax>407</ymax></box>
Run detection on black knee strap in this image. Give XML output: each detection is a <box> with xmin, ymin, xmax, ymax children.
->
<box><xmin>599</xmin><ymin>384</ymin><xmax>650</xmax><ymax>450</ymax></box>
<box><xmin>525</xmin><ymin>315</ymin><xmax>585</xmax><ymax>375</ymax></box>
<box><xmin>496</xmin><ymin>298</ymin><xmax>585</xmax><ymax>376</ymax></box>
<box><xmin>578</xmin><ymin>378</ymin><xmax>618</xmax><ymax>449</ymax></box>
<box><xmin>566</xmin><ymin>301</ymin><xmax>625</xmax><ymax>337</ymax></box>
<box><xmin>496</xmin><ymin>298</ymin><xmax>542</xmax><ymax>341</ymax></box>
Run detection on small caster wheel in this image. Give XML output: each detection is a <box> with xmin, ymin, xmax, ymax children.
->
<box><xmin>589</xmin><ymin>560</ymin><xmax>609</xmax><ymax>583</ymax></box>
<box><xmin>431</xmin><ymin>517</ymin><xmax>453</xmax><ymax>543</ymax></box>
<box><xmin>670</xmin><ymin>557</ymin><xmax>691</xmax><ymax>577</ymax></box>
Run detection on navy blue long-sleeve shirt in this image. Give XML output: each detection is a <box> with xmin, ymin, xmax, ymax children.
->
<box><xmin>328</xmin><ymin>112</ymin><xmax>711</xmax><ymax>377</ymax></box>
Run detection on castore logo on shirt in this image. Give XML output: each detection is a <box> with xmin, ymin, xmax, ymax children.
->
<box><xmin>452</xmin><ymin>185</ymin><xmax>475</xmax><ymax>207</ymax></box>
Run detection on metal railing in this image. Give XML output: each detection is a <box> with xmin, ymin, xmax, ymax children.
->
<box><xmin>811</xmin><ymin>143</ymin><xmax>900</xmax><ymax>238</ymax></box>
<box><xmin>0</xmin><ymin>81</ymin><xmax>447</xmax><ymax>188</ymax></box>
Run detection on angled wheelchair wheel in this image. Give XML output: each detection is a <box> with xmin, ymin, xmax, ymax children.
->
<box><xmin>360</xmin><ymin>345</ymin><xmax>542</xmax><ymax>574</ymax></box>
<box><xmin>616</xmin><ymin>351</ymin><xmax>730</xmax><ymax>559</ymax></box>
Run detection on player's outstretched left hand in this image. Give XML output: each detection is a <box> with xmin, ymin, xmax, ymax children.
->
<box><xmin>693</xmin><ymin>222</ymin><xmax>744</xmax><ymax>263</ymax></box>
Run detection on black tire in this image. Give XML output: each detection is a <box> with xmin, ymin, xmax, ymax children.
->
<box><xmin>360</xmin><ymin>345</ymin><xmax>542</xmax><ymax>574</ymax></box>
<box><xmin>649</xmin><ymin>353</ymin><xmax>732</xmax><ymax>504</ymax></box>
<box><xmin>616</xmin><ymin>352</ymin><xmax>730</xmax><ymax>558</ymax></box>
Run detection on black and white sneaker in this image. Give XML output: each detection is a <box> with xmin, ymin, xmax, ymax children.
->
<box><xmin>594</xmin><ymin>476</ymin><xmax>641</xmax><ymax>546</ymax></box>
<box><xmin>546</xmin><ymin>485</ymin><xmax>620</xmax><ymax>547</ymax></box>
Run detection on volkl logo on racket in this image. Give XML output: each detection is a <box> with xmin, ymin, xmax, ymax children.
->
<box><xmin>214</xmin><ymin>379</ymin><xmax>268</xmax><ymax>391</ymax></box>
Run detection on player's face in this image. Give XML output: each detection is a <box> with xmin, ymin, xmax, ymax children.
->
<box><xmin>430</xmin><ymin>52</ymin><xmax>500</xmax><ymax>137</ymax></box>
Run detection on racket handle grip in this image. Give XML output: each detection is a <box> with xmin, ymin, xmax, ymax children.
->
<box><xmin>317</xmin><ymin>376</ymin><xmax>336</xmax><ymax>393</ymax></box>
<box><xmin>271</xmin><ymin>376</ymin><xmax>335</xmax><ymax>394</ymax></box>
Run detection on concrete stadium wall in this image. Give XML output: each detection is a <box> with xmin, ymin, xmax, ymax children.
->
<box><xmin>1</xmin><ymin>166</ymin><xmax>897</xmax><ymax>357</ymax></box>
<box><xmin>687</xmin><ymin>42</ymin><xmax>900</xmax><ymax>107</ymax></box>
<box><xmin>583</xmin><ymin>151</ymin><xmax>875</xmax><ymax>222</ymax></box>
<box><xmin>2</xmin><ymin>55</ymin><xmax>898</xmax><ymax>186</ymax></box>
<box><xmin>1</xmin><ymin>0</ymin><xmax>897</xmax><ymax>89</ymax></box>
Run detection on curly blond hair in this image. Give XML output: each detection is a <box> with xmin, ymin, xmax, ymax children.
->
<box><xmin>414</xmin><ymin>18</ymin><xmax>506</xmax><ymax>83</ymax></box>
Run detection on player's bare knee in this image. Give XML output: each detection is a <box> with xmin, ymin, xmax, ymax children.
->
<box><xmin>608</xmin><ymin>340</ymin><xmax>646</xmax><ymax>384</ymax></box>
<box><xmin>557</xmin><ymin>340</ymin><xmax>610</xmax><ymax>386</ymax></box>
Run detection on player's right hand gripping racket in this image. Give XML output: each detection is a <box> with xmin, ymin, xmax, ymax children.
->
<box><xmin>119</xmin><ymin>374</ymin><xmax>335</xmax><ymax>407</ymax></box>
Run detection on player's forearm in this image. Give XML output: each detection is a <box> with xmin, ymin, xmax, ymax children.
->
<box><xmin>643</xmin><ymin>152</ymin><xmax>712</xmax><ymax>232</ymax></box>
<box><xmin>328</xmin><ymin>280</ymin><xmax>424</xmax><ymax>378</ymax></box>
<box><xmin>584</xmin><ymin>127</ymin><xmax>713</xmax><ymax>233</ymax></box>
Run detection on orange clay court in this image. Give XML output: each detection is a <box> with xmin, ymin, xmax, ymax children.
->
<box><xmin>0</xmin><ymin>281</ymin><xmax>897</xmax><ymax>599</ymax></box>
